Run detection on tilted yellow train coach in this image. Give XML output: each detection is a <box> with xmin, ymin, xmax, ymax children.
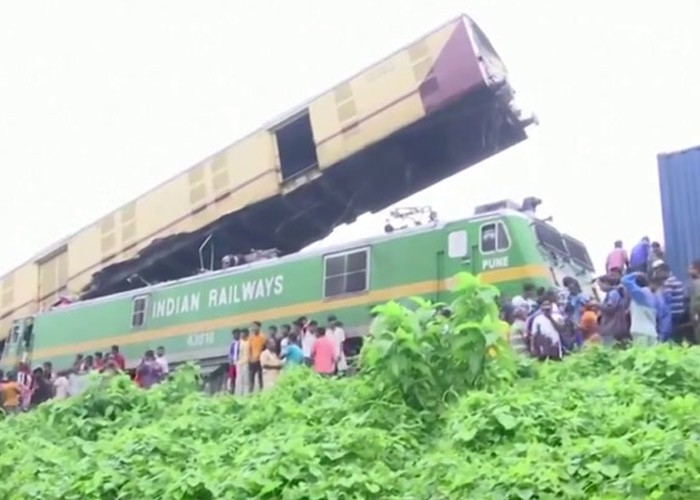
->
<box><xmin>0</xmin><ymin>14</ymin><xmax>533</xmax><ymax>338</ymax></box>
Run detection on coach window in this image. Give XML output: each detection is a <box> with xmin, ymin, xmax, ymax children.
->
<box><xmin>131</xmin><ymin>296</ymin><xmax>148</xmax><ymax>328</ymax></box>
<box><xmin>323</xmin><ymin>248</ymin><xmax>370</xmax><ymax>298</ymax></box>
<box><xmin>480</xmin><ymin>222</ymin><xmax>510</xmax><ymax>253</ymax></box>
<box><xmin>275</xmin><ymin>111</ymin><xmax>319</xmax><ymax>180</ymax></box>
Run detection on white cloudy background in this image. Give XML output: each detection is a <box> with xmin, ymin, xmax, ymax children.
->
<box><xmin>1</xmin><ymin>0</ymin><xmax>699</xmax><ymax>275</ymax></box>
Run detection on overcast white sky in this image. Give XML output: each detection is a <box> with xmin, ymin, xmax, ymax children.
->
<box><xmin>1</xmin><ymin>0</ymin><xmax>699</xmax><ymax>277</ymax></box>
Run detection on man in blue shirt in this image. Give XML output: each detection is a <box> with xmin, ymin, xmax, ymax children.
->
<box><xmin>621</xmin><ymin>272</ymin><xmax>658</xmax><ymax>345</ymax></box>
<box><xmin>650</xmin><ymin>275</ymin><xmax>673</xmax><ymax>342</ymax></box>
<box><xmin>562</xmin><ymin>277</ymin><xmax>589</xmax><ymax>348</ymax></box>
<box><xmin>651</xmin><ymin>260</ymin><xmax>689</xmax><ymax>343</ymax></box>
<box><xmin>629</xmin><ymin>237</ymin><xmax>651</xmax><ymax>273</ymax></box>
<box><xmin>563</xmin><ymin>281</ymin><xmax>589</xmax><ymax>325</ymax></box>
<box><xmin>281</xmin><ymin>334</ymin><xmax>305</xmax><ymax>366</ymax></box>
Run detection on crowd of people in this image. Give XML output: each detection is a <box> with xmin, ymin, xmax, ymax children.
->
<box><xmin>0</xmin><ymin>315</ymin><xmax>351</xmax><ymax>413</ymax></box>
<box><xmin>0</xmin><ymin>344</ymin><xmax>170</xmax><ymax>413</ymax></box>
<box><xmin>227</xmin><ymin>315</ymin><xmax>350</xmax><ymax>395</ymax></box>
<box><xmin>2</xmin><ymin>236</ymin><xmax>697</xmax><ymax>412</ymax></box>
<box><xmin>505</xmin><ymin>237</ymin><xmax>700</xmax><ymax>360</ymax></box>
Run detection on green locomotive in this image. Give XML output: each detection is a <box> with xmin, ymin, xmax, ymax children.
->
<box><xmin>0</xmin><ymin>198</ymin><xmax>594</xmax><ymax>372</ymax></box>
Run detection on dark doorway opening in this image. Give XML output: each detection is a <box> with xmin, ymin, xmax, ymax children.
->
<box><xmin>275</xmin><ymin>112</ymin><xmax>318</xmax><ymax>180</ymax></box>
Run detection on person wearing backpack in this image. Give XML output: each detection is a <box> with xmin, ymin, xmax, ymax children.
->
<box><xmin>598</xmin><ymin>274</ymin><xmax>631</xmax><ymax>345</ymax></box>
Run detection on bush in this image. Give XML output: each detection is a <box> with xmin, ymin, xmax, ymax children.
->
<box><xmin>1</xmin><ymin>273</ymin><xmax>700</xmax><ymax>499</ymax></box>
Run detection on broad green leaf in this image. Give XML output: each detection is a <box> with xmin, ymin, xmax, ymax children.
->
<box><xmin>494</xmin><ymin>411</ymin><xmax>518</xmax><ymax>431</ymax></box>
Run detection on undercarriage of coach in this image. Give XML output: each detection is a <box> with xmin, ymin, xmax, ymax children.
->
<box><xmin>82</xmin><ymin>87</ymin><xmax>533</xmax><ymax>300</ymax></box>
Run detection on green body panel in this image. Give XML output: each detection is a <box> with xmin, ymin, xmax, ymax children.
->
<box><xmin>0</xmin><ymin>210</ymin><xmax>594</xmax><ymax>371</ymax></box>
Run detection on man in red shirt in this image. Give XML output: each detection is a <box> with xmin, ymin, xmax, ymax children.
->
<box><xmin>311</xmin><ymin>326</ymin><xmax>337</xmax><ymax>376</ymax></box>
<box><xmin>93</xmin><ymin>352</ymin><xmax>105</xmax><ymax>370</ymax></box>
<box><xmin>111</xmin><ymin>345</ymin><xmax>126</xmax><ymax>370</ymax></box>
<box><xmin>605</xmin><ymin>240</ymin><xmax>629</xmax><ymax>275</ymax></box>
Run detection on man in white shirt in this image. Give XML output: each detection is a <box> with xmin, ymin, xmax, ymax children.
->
<box><xmin>53</xmin><ymin>371</ymin><xmax>70</xmax><ymax>400</ymax></box>
<box><xmin>156</xmin><ymin>346</ymin><xmax>170</xmax><ymax>375</ymax></box>
<box><xmin>68</xmin><ymin>370</ymin><xmax>88</xmax><ymax>397</ymax></box>
<box><xmin>301</xmin><ymin>320</ymin><xmax>317</xmax><ymax>365</ymax></box>
<box><xmin>531</xmin><ymin>300</ymin><xmax>564</xmax><ymax>360</ymax></box>
<box><xmin>327</xmin><ymin>315</ymin><xmax>347</xmax><ymax>373</ymax></box>
<box><xmin>511</xmin><ymin>283</ymin><xmax>537</xmax><ymax>315</ymax></box>
<box><xmin>279</xmin><ymin>324</ymin><xmax>292</xmax><ymax>353</ymax></box>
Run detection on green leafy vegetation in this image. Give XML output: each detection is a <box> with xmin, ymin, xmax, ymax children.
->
<box><xmin>2</xmin><ymin>273</ymin><xmax>700</xmax><ymax>499</ymax></box>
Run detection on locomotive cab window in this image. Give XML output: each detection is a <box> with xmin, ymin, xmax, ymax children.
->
<box><xmin>533</xmin><ymin>222</ymin><xmax>567</xmax><ymax>255</ymax></box>
<box><xmin>323</xmin><ymin>248</ymin><xmax>369</xmax><ymax>298</ymax></box>
<box><xmin>480</xmin><ymin>221</ymin><xmax>510</xmax><ymax>253</ymax></box>
<box><xmin>563</xmin><ymin>235</ymin><xmax>595</xmax><ymax>271</ymax></box>
<box><xmin>131</xmin><ymin>296</ymin><xmax>148</xmax><ymax>328</ymax></box>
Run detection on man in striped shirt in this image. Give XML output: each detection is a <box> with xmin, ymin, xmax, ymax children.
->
<box><xmin>652</xmin><ymin>260</ymin><xmax>689</xmax><ymax>342</ymax></box>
